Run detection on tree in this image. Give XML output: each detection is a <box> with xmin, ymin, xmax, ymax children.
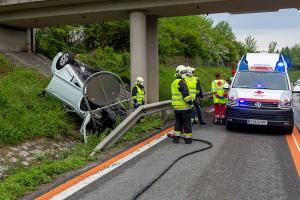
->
<box><xmin>291</xmin><ymin>44</ymin><xmax>300</xmax><ymax>68</ymax></box>
<box><xmin>244</xmin><ymin>35</ymin><xmax>257</xmax><ymax>53</ymax></box>
<box><xmin>281</xmin><ymin>46</ymin><xmax>292</xmax><ymax>67</ymax></box>
<box><xmin>268</xmin><ymin>41</ymin><xmax>277</xmax><ymax>53</ymax></box>
<box><xmin>36</xmin><ymin>16</ymin><xmax>247</xmax><ymax>65</ymax></box>
<box><xmin>83</xmin><ymin>21</ymin><xmax>130</xmax><ymax>52</ymax></box>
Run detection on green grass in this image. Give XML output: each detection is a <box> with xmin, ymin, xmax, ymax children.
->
<box><xmin>0</xmin><ymin>55</ymin><xmax>78</xmax><ymax>145</ymax></box>
<box><xmin>0</xmin><ymin>53</ymin><xmax>167</xmax><ymax>199</ymax></box>
<box><xmin>0</xmin><ymin>115</ymin><xmax>164</xmax><ymax>200</ymax></box>
<box><xmin>0</xmin><ymin>136</ymin><xmax>98</xmax><ymax>200</ymax></box>
<box><xmin>288</xmin><ymin>68</ymin><xmax>300</xmax><ymax>83</ymax></box>
<box><xmin>115</xmin><ymin>115</ymin><xmax>163</xmax><ymax>146</ymax></box>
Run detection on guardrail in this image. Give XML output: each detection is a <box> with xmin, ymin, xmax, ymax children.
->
<box><xmin>90</xmin><ymin>92</ymin><xmax>212</xmax><ymax>156</ymax></box>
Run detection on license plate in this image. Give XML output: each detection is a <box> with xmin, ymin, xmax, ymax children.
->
<box><xmin>247</xmin><ymin>119</ymin><xmax>268</xmax><ymax>125</ymax></box>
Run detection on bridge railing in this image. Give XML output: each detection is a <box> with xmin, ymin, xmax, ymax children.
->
<box><xmin>90</xmin><ymin>92</ymin><xmax>212</xmax><ymax>156</ymax></box>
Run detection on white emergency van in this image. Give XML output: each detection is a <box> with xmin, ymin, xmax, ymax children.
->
<box><xmin>226</xmin><ymin>53</ymin><xmax>295</xmax><ymax>134</ymax></box>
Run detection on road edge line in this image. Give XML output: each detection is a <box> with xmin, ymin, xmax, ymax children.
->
<box><xmin>285</xmin><ymin>127</ymin><xmax>300</xmax><ymax>177</ymax></box>
<box><xmin>35</xmin><ymin>127</ymin><xmax>173</xmax><ymax>200</ymax></box>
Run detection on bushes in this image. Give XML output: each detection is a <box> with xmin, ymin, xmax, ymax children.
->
<box><xmin>77</xmin><ymin>47</ymin><xmax>130</xmax><ymax>82</ymax></box>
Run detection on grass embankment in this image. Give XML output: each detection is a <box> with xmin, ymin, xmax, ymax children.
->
<box><xmin>0</xmin><ymin>116</ymin><xmax>162</xmax><ymax>200</ymax></box>
<box><xmin>0</xmin><ymin>53</ymin><xmax>163</xmax><ymax>199</ymax></box>
<box><xmin>0</xmin><ymin>54</ymin><xmax>78</xmax><ymax>145</ymax></box>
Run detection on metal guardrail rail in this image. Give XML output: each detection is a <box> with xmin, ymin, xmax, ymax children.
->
<box><xmin>90</xmin><ymin>92</ymin><xmax>212</xmax><ymax>156</ymax></box>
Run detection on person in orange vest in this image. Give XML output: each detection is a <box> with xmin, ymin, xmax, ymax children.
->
<box><xmin>211</xmin><ymin>73</ymin><xmax>228</xmax><ymax>125</ymax></box>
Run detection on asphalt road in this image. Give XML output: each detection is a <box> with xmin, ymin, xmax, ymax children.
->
<box><xmin>67</xmin><ymin>115</ymin><xmax>300</xmax><ymax>200</ymax></box>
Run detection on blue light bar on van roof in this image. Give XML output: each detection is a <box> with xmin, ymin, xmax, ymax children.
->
<box><xmin>238</xmin><ymin>55</ymin><xmax>249</xmax><ymax>71</ymax></box>
<box><xmin>275</xmin><ymin>55</ymin><xmax>285</xmax><ymax>72</ymax></box>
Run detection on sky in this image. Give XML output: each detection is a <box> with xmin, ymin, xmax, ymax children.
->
<box><xmin>209</xmin><ymin>9</ymin><xmax>300</xmax><ymax>51</ymax></box>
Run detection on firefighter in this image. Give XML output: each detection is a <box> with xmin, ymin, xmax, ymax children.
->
<box><xmin>211</xmin><ymin>72</ymin><xmax>227</xmax><ymax>125</ymax></box>
<box><xmin>185</xmin><ymin>66</ymin><xmax>206</xmax><ymax>125</ymax></box>
<box><xmin>171</xmin><ymin>65</ymin><xmax>193</xmax><ymax>144</ymax></box>
<box><xmin>132</xmin><ymin>77</ymin><xmax>145</xmax><ymax>109</ymax></box>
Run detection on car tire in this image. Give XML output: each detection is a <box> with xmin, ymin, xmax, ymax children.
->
<box><xmin>56</xmin><ymin>52</ymin><xmax>75</xmax><ymax>70</ymax></box>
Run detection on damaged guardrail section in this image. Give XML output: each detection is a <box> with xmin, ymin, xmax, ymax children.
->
<box><xmin>90</xmin><ymin>92</ymin><xmax>212</xmax><ymax>156</ymax></box>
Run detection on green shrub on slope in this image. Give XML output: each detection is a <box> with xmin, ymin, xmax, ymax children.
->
<box><xmin>0</xmin><ymin>55</ymin><xmax>77</xmax><ymax>145</ymax></box>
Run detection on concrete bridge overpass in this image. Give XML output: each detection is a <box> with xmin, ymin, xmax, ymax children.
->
<box><xmin>1</xmin><ymin>0</ymin><xmax>300</xmax><ymax>102</ymax></box>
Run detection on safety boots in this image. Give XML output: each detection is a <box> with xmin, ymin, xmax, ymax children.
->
<box><xmin>172</xmin><ymin>136</ymin><xmax>180</xmax><ymax>143</ymax></box>
<box><xmin>184</xmin><ymin>138</ymin><xmax>192</xmax><ymax>144</ymax></box>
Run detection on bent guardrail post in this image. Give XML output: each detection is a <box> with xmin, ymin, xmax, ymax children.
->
<box><xmin>90</xmin><ymin>100</ymin><xmax>172</xmax><ymax>156</ymax></box>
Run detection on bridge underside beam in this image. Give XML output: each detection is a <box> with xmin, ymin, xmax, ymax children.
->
<box><xmin>0</xmin><ymin>0</ymin><xmax>300</xmax><ymax>28</ymax></box>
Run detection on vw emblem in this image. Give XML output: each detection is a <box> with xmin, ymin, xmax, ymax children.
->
<box><xmin>255</xmin><ymin>102</ymin><xmax>262</xmax><ymax>109</ymax></box>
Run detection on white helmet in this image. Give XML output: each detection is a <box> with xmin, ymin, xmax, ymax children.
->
<box><xmin>223</xmin><ymin>83</ymin><xmax>230</xmax><ymax>90</ymax></box>
<box><xmin>176</xmin><ymin>65</ymin><xmax>186</xmax><ymax>73</ymax></box>
<box><xmin>176</xmin><ymin>65</ymin><xmax>188</xmax><ymax>79</ymax></box>
<box><xmin>186</xmin><ymin>66</ymin><xmax>195</xmax><ymax>75</ymax></box>
<box><xmin>136</xmin><ymin>77</ymin><xmax>144</xmax><ymax>85</ymax></box>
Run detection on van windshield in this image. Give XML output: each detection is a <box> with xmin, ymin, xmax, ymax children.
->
<box><xmin>232</xmin><ymin>71</ymin><xmax>289</xmax><ymax>90</ymax></box>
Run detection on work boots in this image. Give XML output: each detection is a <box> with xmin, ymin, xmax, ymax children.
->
<box><xmin>173</xmin><ymin>136</ymin><xmax>180</xmax><ymax>143</ymax></box>
<box><xmin>184</xmin><ymin>138</ymin><xmax>192</xmax><ymax>144</ymax></box>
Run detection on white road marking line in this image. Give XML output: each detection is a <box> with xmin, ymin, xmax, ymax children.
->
<box><xmin>292</xmin><ymin>132</ymin><xmax>300</xmax><ymax>153</ymax></box>
<box><xmin>50</xmin><ymin>132</ymin><xmax>171</xmax><ymax>200</ymax></box>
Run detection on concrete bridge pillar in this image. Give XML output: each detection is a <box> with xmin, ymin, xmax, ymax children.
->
<box><xmin>146</xmin><ymin>16</ymin><xmax>159</xmax><ymax>103</ymax></box>
<box><xmin>0</xmin><ymin>26</ymin><xmax>35</xmax><ymax>52</ymax></box>
<box><xmin>130</xmin><ymin>11</ymin><xmax>159</xmax><ymax>103</ymax></box>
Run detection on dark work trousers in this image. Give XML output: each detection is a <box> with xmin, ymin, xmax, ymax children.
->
<box><xmin>174</xmin><ymin>110</ymin><xmax>192</xmax><ymax>137</ymax></box>
<box><xmin>194</xmin><ymin>101</ymin><xmax>204</xmax><ymax>123</ymax></box>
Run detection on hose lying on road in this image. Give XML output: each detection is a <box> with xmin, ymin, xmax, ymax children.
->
<box><xmin>130</xmin><ymin>136</ymin><xmax>213</xmax><ymax>200</ymax></box>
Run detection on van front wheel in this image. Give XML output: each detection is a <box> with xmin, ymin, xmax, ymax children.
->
<box><xmin>283</xmin><ymin>126</ymin><xmax>293</xmax><ymax>134</ymax></box>
<box><xmin>226</xmin><ymin>122</ymin><xmax>235</xmax><ymax>131</ymax></box>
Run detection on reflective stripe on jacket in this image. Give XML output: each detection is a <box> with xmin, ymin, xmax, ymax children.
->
<box><xmin>211</xmin><ymin>79</ymin><xmax>227</xmax><ymax>104</ymax></box>
<box><xmin>185</xmin><ymin>76</ymin><xmax>197</xmax><ymax>99</ymax></box>
<box><xmin>171</xmin><ymin>78</ymin><xmax>192</xmax><ymax>110</ymax></box>
<box><xmin>132</xmin><ymin>84</ymin><xmax>145</xmax><ymax>104</ymax></box>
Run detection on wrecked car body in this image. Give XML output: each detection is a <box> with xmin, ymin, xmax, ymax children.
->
<box><xmin>45</xmin><ymin>52</ymin><xmax>131</xmax><ymax>142</ymax></box>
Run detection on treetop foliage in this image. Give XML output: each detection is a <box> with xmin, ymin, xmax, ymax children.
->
<box><xmin>36</xmin><ymin>16</ymin><xmax>245</xmax><ymax>65</ymax></box>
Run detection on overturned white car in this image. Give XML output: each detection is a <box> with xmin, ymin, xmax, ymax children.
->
<box><xmin>45</xmin><ymin>52</ymin><xmax>131</xmax><ymax>142</ymax></box>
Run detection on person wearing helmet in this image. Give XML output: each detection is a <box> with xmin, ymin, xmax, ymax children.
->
<box><xmin>171</xmin><ymin>65</ymin><xmax>193</xmax><ymax>144</ymax></box>
<box><xmin>132</xmin><ymin>77</ymin><xmax>145</xmax><ymax>109</ymax></box>
<box><xmin>211</xmin><ymin>72</ymin><xmax>227</xmax><ymax>125</ymax></box>
<box><xmin>185</xmin><ymin>66</ymin><xmax>206</xmax><ymax>125</ymax></box>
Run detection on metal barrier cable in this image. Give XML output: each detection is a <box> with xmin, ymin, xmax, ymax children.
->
<box><xmin>130</xmin><ymin>137</ymin><xmax>213</xmax><ymax>200</ymax></box>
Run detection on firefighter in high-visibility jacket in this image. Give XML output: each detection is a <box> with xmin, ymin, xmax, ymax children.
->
<box><xmin>211</xmin><ymin>72</ymin><xmax>228</xmax><ymax>124</ymax></box>
<box><xmin>185</xmin><ymin>66</ymin><xmax>206</xmax><ymax>125</ymax></box>
<box><xmin>171</xmin><ymin>65</ymin><xmax>194</xmax><ymax>144</ymax></box>
<box><xmin>132</xmin><ymin>77</ymin><xmax>145</xmax><ymax>109</ymax></box>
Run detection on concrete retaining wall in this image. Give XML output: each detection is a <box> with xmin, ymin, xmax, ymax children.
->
<box><xmin>0</xmin><ymin>26</ymin><xmax>29</xmax><ymax>51</ymax></box>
